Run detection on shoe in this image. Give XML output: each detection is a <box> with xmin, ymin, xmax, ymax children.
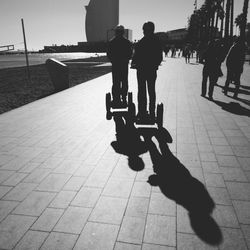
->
<box><xmin>201</xmin><ymin>94</ymin><xmax>206</xmax><ymax>97</ymax></box>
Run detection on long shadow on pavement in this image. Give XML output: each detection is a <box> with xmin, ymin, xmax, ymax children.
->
<box><xmin>212</xmin><ymin>100</ymin><xmax>250</xmax><ymax>116</ymax></box>
<box><xmin>240</xmin><ymin>84</ymin><xmax>250</xmax><ymax>90</ymax></box>
<box><xmin>226</xmin><ymin>95</ymin><xmax>250</xmax><ymax>106</ymax></box>
<box><xmin>224</xmin><ymin>86</ymin><xmax>250</xmax><ymax>96</ymax></box>
<box><xmin>142</xmin><ymin>127</ymin><xmax>222</xmax><ymax>246</ymax></box>
<box><xmin>110</xmin><ymin>119</ymin><xmax>222</xmax><ymax>245</ymax></box>
<box><xmin>111</xmin><ymin>116</ymin><xmax>147</xmax><ymax>171</ymax></box>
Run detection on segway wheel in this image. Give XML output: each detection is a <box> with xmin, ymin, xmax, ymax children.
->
<box><xmin>106</xmin><ymin>93</ymin><xmax>112</xmax><ymax>120</ymax></box>
<box><xmin>156</xmin><ymin>103</ymin><xmax>164</xmax><ymax>128</ymax></box>
<box><xmin>106</xmin><ymin>112</ymin><xmax>112</xmax><ymax>120</ymax></box>
<box><xmin>128</xmin><ymin>92</ymin><xmax>133</xmax><ymax>106</ymax></box>
<box><xmin>106</xmin><ymin>93</ymin><xmax>111</xmax><ymax>111</ymax></box>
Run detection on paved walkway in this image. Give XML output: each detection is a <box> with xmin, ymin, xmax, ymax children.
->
<box><xmin>0</xmin><ymin>57</ymin><xmax>250</xmax><ymax>250</ymax></box>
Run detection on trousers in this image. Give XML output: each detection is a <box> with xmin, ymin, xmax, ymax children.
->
<box><xmin>112</xmin><ymin>63</ymin><xmax>129</xmax><ymax>102</ymax></box>
<box><xmin>137</xmin><ymin>69</ymin><xmax>157</xmax><ymax>115</ymax></box>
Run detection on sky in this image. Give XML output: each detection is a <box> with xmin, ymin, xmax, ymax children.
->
<box><xmin>0</xmin><ymin>0</ymin><xmax>248</xmax><ymax>51</ymax></box>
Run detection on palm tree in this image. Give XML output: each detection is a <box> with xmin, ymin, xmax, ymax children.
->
<box><xmin>196</xmin><ymin>2</ymin><xmax>209</xmax><ymax>41</ymax></box>
<box><xmin>187</xmin><ymin>0</ymin><xmax>225</xmax><ymax>42</ymax></box>
<box><xmin>224</xmin><ymin>0</ymin><xmax>231</xmax><ymax>37</ymax></box>
<box><xmin>240</xmin><ymin>0</ymin><xmax>249</xmax><ymax>39</ymax></box>
<box><xmin>220</xmin><ymin>0</ymin><xmax>225</xmax><ymax>36</ymax></box>
<box><xmin>230</xmin><ymin>0</ymin><xmax>234</xmax><ymax>36</ymax></box>
<box><xmin>210</xmin><ymin>0</ymin><xmax>218</xmax><ymax>38</ymax></box>
<box><xmin>235</xmin><ymin>13</ymin><xmax>244</xmax><ymax>27</ymax></box>
<box><xmin>213</xmin><ymin>0</ymin><xmax>224</xmax><ymax>38</ymax></box>
<box><xmin>201</xmin><ymin>0</ymin><xmax>211</xmax><ymax>41</ymax></box>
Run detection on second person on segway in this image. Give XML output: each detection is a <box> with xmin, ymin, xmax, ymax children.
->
<box><xmin>131</xmin><ymin>21</ymin><xmax>163</xmax><ymax>123</ymax></box>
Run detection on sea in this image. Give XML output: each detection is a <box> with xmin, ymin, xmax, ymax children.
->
<box><xmin>0</xmin><ymin>52</ymin><xmax>104</xmax><ymax>69</ymax></box>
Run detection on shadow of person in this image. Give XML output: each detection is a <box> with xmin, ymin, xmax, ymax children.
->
<box><xmin>111</xmin><ymin>115</ymin><xmax>147</xmax><ymax>171</ymax></box>
<box><xmin>233</xmin><ymin>97</ymin><xmax>250</xmax><ymax>106</ymax></box>
<box><xmin>143</xmin><ymin>128</ymin><xmax>222</xmax><ymax>246</ymax></box>
<box><xmin>240</xmin><ymin>84</ymin><xmax>250</xmax><ymax>90</ymax></box>
<box><xmin>238</xmin><ymin>88</ymin><xmax>250</xmax><ymax>95</ymax></box>
<box><xmin>212</xmin><ymin>100</ymin><xmax>250</xmax><ymax>116</ymax></box>
<box><xmin>223</xmin><ymin>86</ymin><xmax>250</xmax><ymax>96</ymax></box>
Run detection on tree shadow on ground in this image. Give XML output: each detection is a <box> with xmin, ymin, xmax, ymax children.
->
<box><xmin>142</xmin><ymin>127</ymin><xmax>222</xmax><ymax>246</ymax></box>
<box><xmin>111</xmin><ymin>116</ymin><xmax>147</xmax><ymax>171</ymax></box>
<box><xmin>212</xmin><ymin>100</ymin><xmax>250</xmax><ymax>116</ymax></box>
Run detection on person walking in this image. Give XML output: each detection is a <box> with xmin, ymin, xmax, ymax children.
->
<box><xmin>131</xmin><ymin>21</ymin><xmax>163</xmax><ymax>121</ymax></box>
<box><xmin>201</xmin><ymin>40</ymin><xmax>221</xmax><ymax>100</ymax></box>
<box><xmin>184</xmin><ymin>45</ymin><xmax>191</xmax><ymax>63</ymax></box>
<box><xmin>107</xmin><ymin>25</ymin><xmax>132</xmax><ymax>106</ymax></box>
<box><xmin>223</xmin><ymin>37</ymin><xmax>246</xmax><ymax>98</ymax></box>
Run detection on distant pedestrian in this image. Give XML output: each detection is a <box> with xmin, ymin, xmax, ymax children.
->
<box><xmin>163</xmin><ymin>46</ymin><xmax>170</xmax><ymax>57</ymax></box>
<box><xmin>223</xmin><ymin>37</ymin><xmax>246</xmax><ymax>98</ymax></box>
<box><xmin>201</xmin><ymin>40</ymin><xmax>221</xmax><ymax>100</ymax></box>
<box><xmin>184</xmin><ymin>46</ymin><xmax>191</xmax><ymax>63</ymax></box>
<box><xmin>178</xmin><ymin>49</ymin><xmax>182</xmax><ymax>57</ymax></box>
<box><xmin>131</xmin><ymin>21</ymin><xmax>163</xmax><ymax>120</ymax></box>
<box><xmin>107</xmin><ymin>25</ymin><xmax>132</xmax><ymax>105</ymax></box>
<box><xmin>171</xmin><ymin>47</ymin><xmax>176</xmax><ymax>58</ymax></box>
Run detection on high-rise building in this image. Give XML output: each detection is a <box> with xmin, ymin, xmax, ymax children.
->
<box><xmin>85</xmin><ymin>0</ymin><xmax>119</xmax><ymax>42</ymax></box>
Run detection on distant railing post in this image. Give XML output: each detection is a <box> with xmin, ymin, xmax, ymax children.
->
<box><xmin>21</xmin><ymin>18</ymin><xmax>31</xmax><ymax>85</ymax></box>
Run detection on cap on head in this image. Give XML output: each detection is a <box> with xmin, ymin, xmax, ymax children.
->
<box><xmin>115</xmin><ymin>25</ymin><xmax>125</xmax><ymax>36</ymax></box>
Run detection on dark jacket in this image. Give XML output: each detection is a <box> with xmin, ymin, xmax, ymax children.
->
<box><xmin>226</xmin><ymin>41</ymin><xmax>246</xmax><ymax>73</ymax></box>
<box><xmin>107</xmin><ymin>36</ymin><xmax>132</xmax><ymax>64</ymax></box>
<box><xmin>202</xmin><ymin>42</ymin><xmax>221</xmax><ymax>77</ymax></box>
<box><xmin>132</xmin><ymin>35</ymin><xmax>163</xmax><ymax>71</ymax></box>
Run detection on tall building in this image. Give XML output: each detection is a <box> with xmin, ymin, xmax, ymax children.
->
<box><xmin>85</xmin><ymin>0</ymin><xmax>119</xmax><ymax>42</ymax></box>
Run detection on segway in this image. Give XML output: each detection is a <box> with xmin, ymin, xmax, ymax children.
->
<box><xmin>135</xmin><ymin>102</ymin><xmax>164</xmax><ymax>129</ymax></box>
<box><xmin>106</xmin><ymin>92</ymin><xmax>135</xmax><ymax>120</ymax></box>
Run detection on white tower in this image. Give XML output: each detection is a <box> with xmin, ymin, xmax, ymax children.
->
<box><xmin>85</xmin><ymin>0</ymin><xmax>119</xmax><ymax>42</ymax></box>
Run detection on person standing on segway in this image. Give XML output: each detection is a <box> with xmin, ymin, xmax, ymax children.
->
<box><xmin>131</xmin><ymin>21</ymin><xmax>163</xmax><ymax>121</ymax></box>
<box><xmin>107</xmin><ymin>25</ymin><xmax>133</xmax><ymax>106</ymax></box>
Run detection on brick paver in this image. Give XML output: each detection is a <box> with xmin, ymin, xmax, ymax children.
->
<box><xmin>0</xmin><ymin>57</ymin><xmax>249</xmax><ymax>249</ymax></box>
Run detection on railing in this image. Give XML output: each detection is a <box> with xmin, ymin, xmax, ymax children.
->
<box><xmin>0</xmin><ymin>45</ymin><xmax>14</xmax><ymax>52</ymax></box>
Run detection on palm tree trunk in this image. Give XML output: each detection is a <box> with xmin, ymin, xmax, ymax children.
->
<box><xmin>210</xmin><ymin>10</ymin><xmax>216</xmax><ymax>39</ymax></box>
<box><xmin>230</xmin><ymin>0</ymin><xmax>234</xmax><ymax>36</ymax></box>
<box><xmin>215</xmin><ymin>11</ymin><xmax>219</xmax><ymax>37</ymax></box>
<box><xmin>240</xmin><ymin>0</ymin><xmax>249</xmax><ymax>39</ymax></box>
<box><xmin>224</xmin><ymin>0</ymin><xmax>231</xmax><ymax>37</ymax></box>
<box><xmin>220</xmin><ymin>0</ymin><xmax>225</xmax><ymax>36</ymax></box>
